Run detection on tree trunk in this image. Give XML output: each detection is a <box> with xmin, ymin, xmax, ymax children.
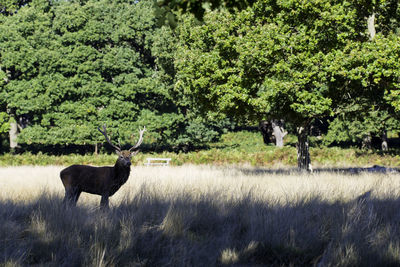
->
<box><xmin>271</xmin><ymin>120</ymin><xmax>287</xmax><ymax>147</ymax></box>
<box><xmin>362</xmin><ymin>134</ymin><xmax>372</xmax><ymax>150</ymax></box>
<box><xmin>259</xmin><ymin>121</ymin><xmax>273</xmax><ymax>145</ymax></box>
<box><xmin>9</xmin><ymin>120</ymin><xmax>19</xmax><ymax>152</ymax></box>
<box><xmin>259</xmin><ymin>120</ymin><xmax>287</xmax><ymax>147</ymax></box>
<box><xmin>381</xmin><ymin>131</ymin><xmax>388</xmax><ymax>151</ymax></box>
<box><xmin>367</xmin><ymin>13</ymin><xmax>376</xmax><ymax>40</ymax></box>
<box><xmin>297</xmin><ymin>126</ymin><xmax>311</xmax><ymax>172</ymax></box>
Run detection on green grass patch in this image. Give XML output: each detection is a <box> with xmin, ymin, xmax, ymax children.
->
<box><xmin>1</xmin><ymin>131</ymin><xmax>399</xmax><ymax>167</ymax></box>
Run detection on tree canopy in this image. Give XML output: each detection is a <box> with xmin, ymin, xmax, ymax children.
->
<box><xmin>0</xmin><ymin>0</ymin><xmax>229</xmax><ymax>151</ymax></box>
<box><xmin>173</xmin><ymin>0</ymin><xmax>400</xmax><ymax>169</ymax></box>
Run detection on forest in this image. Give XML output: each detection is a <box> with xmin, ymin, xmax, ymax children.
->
<box><xmin>1</xmin><ymin>0</ymin><xmax>400</xmax><ymax>170</ymax></box>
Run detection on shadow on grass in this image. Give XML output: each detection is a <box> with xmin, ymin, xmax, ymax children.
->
<box><xmin>1</xmin><ymin>188</ymin><xmax>400</xmax><ymax>266</ymax></box>
<box><xmin>240</xmin><ymin>165</ymin><xmax>400</xmax><ymax>176</ymax></box>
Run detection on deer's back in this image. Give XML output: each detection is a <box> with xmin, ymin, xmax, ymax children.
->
<box><xmin>60</xmin><ymin>165</ymin><xmax>114</xmax><ymax>195</ymax></box>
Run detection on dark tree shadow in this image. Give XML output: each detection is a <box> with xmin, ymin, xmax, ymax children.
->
<box><xmin>2</xmin><ymin>185</ymin><xmax>400</xmax><ymax>266</ymax></box>
<box><xmin>240</xmin><ymin>165</ymin><xmax>400</xmax><ymax>176</ymax></box>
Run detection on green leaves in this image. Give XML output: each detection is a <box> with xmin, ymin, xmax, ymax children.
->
<box><xmin>173</xmin><ymin>0</ymin><xmax>400</xmax><ymax>154</ymax></box>
<box><xmin>0</xmin><ymin>0</ymin><xmax>233</xmax><ymax>149</ymax></box>
<box><xmin>1</xmin><ymin>0</ymin><xmax>399</xmax><ymax>151</ymax></box>
<box><xmin>175</xmin><ymin>2</ymin><xmax>345</xmax><ymax>125</ymax></box>
<box><xmin>324</xmin><ymin>109</ymin><xmax>400</xmax><ymax>146</ymax></box>
<box><xmin>0</xmin><ymin>112</ymin><xmax>10</xmax><ymax>134</ymax></box>
<box><xmin>291</xmin><ymin>91</ymin><xmax>333</xmax><ymax>118</ymax></box>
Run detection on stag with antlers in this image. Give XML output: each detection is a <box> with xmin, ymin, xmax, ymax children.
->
<box><xmin>60</xmin><ymin>125</ymin><xmax>146</xmax><ymax>209</ymax></box>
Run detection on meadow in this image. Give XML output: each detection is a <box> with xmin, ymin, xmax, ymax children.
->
<box><xmin>1</xmin><ymin>165</ymin><xmax>400</xmax><ymax>266</ymax></box>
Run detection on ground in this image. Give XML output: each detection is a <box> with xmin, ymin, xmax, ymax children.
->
<box><xmin>1</xmin><ymin>165</ymin><xmax>400</xmax><ymax>266</ymax></box>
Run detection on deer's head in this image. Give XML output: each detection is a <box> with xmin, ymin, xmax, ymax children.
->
<box><xmin>98</xmin><ymin>125</ymin><xmax>146</xmax><ymax>168</ymax></box>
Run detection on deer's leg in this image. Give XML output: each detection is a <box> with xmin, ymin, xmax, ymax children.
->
<box><xmin>63</xmin><ymin>187</ymin><xmax>80</xmax><ymax>207</ymax></box>
<box><xmin>100</xmin><ymin>194</ymin><xmax>109</xmax><ymax>210</ymax></box>
<box><xmin>63</xmin><ymin>187</ymin><xmax>72</xmax><ymax>205</ymax></box>
<box><xmin>71</xmin><ymin>190</ymin><xmax>81</xmax><ymax>205</ymax></box>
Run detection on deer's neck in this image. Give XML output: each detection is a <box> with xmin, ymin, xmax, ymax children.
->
<box><xmin>114</xmin><ymin>161</ymin><xmax>131</xmax><ymax>182</ymax></box>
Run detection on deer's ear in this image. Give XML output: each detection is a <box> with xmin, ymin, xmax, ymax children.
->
<box><xmin>116</xmin><ymin>150</ymin><xmax>122</xmax><ymax>156</ymax></box>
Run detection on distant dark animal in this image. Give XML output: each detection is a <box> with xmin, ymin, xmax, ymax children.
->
<box><xmin>60</xmin><ymin>125</ymin><xmax>146</xmax><ymax>209</ymax></box>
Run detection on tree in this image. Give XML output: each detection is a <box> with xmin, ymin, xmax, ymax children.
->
<box><xmin>0</xmin><ymin>0</ymin><xmax>232</xmax><ymax>152</ymax></box>
<box><xmin>174</xmin><ymin>0</ymin><xmax>400</xmax><ymax>170</ymax></box>
<box><xmin>0</xmin><ymin>0</ymin><xmax>169</xmax><ymax>150</ymax></box>
<box><xmin>326</xmin><ymin>10</ymin><xmax>400</xmax><ymax>151</ymax></box>
<box><xmin>174</xmin><ymin>2</ymin><xmax>341</xmax><ymax>170</ymax></box>
<box><xmin>325</xmin><ymin>109</ymin><xmax>400</xmax><ymax>150</ymax></box>
<box><xmin>323</xmin><ymin>33</ymin><xmax>400</xmax><ymax>151</ymax></box>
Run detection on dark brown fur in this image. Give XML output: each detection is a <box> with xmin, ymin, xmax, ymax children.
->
<box><xmin>60</xmin><ymin>150</ymin><xmax>136</xmax><ymax>208</ymax></box>
<box><xmin>60</xmin><ymin>125</ymin><xmax>145</xmax><ymax>209</ymax></box>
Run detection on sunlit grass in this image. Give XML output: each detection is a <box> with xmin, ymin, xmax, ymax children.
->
<box><xmin>2</xmin><ymin>165</ymin><xmax>398</xmax><ymax>204</ymax></box>
<box><xmin>1</xmin><ymin>165</ymin><xmax>400</xmax><ymax>266</ymax></box>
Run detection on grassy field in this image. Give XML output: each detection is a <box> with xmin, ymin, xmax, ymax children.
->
<box><xmin>1</xmin><ymin>165</ymin><xmax>400</xmax><ymax>266</ymax></box>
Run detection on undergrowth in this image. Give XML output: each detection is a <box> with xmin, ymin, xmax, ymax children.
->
<box><xmin>1</xmin><ymin>131</ymin><xmax>399</xmax><ymax>167</ymax></box>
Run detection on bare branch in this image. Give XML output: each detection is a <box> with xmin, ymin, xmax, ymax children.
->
<box><xmin>98</xmin><ymin>124</ymin><xmax>121</xmax><ymax>152</ymax></box>
<box><xmin>129</xmin><ymin>126</ymin><xmax>146</xmax><ymax>152</ymax></box>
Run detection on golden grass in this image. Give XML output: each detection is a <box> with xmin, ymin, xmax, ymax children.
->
<box><xmin>1</xmin><ymin>165</ymin><xmax>399</xmax><ymax>205</ymax></box>
<box><xmin>1</xmin><ymin>165</ymin><xmax>400</xmax><ymax>266</ymax></box>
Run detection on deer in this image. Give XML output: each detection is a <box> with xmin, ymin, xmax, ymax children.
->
<box><xmin>60</xmin><ymin>125</ymin><xmax>146</xmax><ymax>209</ymax></box>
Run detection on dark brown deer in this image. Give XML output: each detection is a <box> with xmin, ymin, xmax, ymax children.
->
<box><xmin>60</xmin><ymin>125</ymin><xmax>146</xmax><ymax>209</ymax></box>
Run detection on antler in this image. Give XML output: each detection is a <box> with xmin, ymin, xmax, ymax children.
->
<box><xmin>98</xmin><ymin>124</ymin><xmax>121</xmax><ymax>152</ymax></box>
<box><xmin>129</xmin><ymin>126</ymin><xmax>146</xmax><ymax>152</ymax></box>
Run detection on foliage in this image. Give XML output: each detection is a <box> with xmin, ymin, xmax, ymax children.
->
<box><xmin>173</xmin><ymin>0</ymin><xmax>400</xmax><ymax>169</ymax></box>
<box><xmin>0</xmin><ymin>0</ymin><xmax>175</xmax><ymax>146</ymax></box>
<box><xmin>0</xmin><ymin>112</ymin><xmax>9</xmax><ymax>134</ymax></box>
<box><xmin>0</xmin><ymin>0</ymin><xmax>31</xmax><ymax>15</ymax></box>
<box><xmin>324</xmin><ymin>109</ymin><xmax>400</xmax><ymax>146</ymax></box>
<box><xmin>0</xmin><ymin>0</ymin><xmax>231</xmax><ymax>150</ymax></box>
<box><xmin>175</xmin><ymin>0</ymin><xmax>397</xmax><ymax>124</ymax></box>
<box><xmin>324</xmin><ymin>31</ymin><xmax>400</xmax><ymax>148</ymax></box>
<box><xmin>0</xmin><ymin>112</ymin><xmax>9</xmax><ymax>151</ymax></box>
<box><xmin>156</xmin><ymin>0</ymin><xmax>255</xmax><ymax>20</ymax></box>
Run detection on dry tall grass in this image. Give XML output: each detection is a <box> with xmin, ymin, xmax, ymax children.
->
<box><xmin>1</xmin><ymin>165</ymin><xmax>400</xmax><ymax>266</ymax></box>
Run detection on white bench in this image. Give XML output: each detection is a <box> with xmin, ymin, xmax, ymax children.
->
<box><xmin>145</xmin><ymin>157</ymin><xmax>172</xmax><ymax>166</ymax></box>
